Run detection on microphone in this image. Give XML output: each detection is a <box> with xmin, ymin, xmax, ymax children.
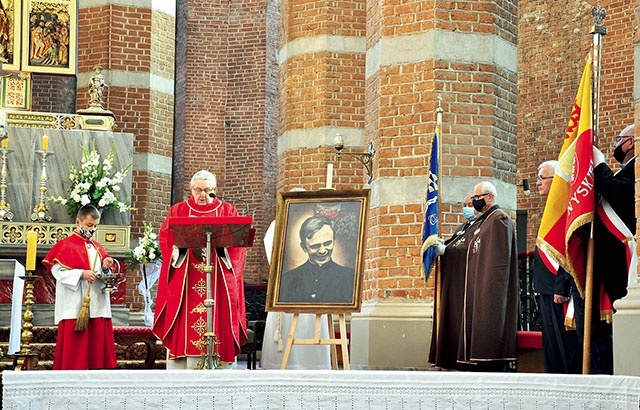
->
<box><xmin>209</xmin><ymin>192</ymin><xmax>250</xmax><ymax>215</ymax></box>
<box><xmin>522</xmin><ymin>179</ymin><xmax>530</xmax><ymax>196</ymax></box>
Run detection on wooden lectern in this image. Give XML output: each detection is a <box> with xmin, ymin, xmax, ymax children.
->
<box><xmin>168</xmin><ymin>216</ymin><xmax>254</xmax><ymax>369</ymax></box>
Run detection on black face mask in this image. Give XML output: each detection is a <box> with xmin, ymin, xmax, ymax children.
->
<box><xmin>614</xmin><ymin>144</ymin><xmax>629</xmax><ymax>164</ymax></box>
<box><xmin>472</xmin><ymin>198</ymin><xmax>486</xmax><ymax>212</ymax></box>
<box><xmin>78</xmin><ymin>227</ymin><xmax>96</xmax><ymax>240</ymax></box>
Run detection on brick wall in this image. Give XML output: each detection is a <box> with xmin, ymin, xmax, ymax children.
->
<box><xmin>360</xmin><ymin>0</ymin><xmax>517</xmax><ymax>303</ymax></box>
<box><xmin>74</xmin><ymin>3</ymin><xmax>174</xmax><ymax>312</ymax></box>
<box><xmin>23</xmin><ymin>0</ymin><xmax>637</xmax><ymax>316</ymax></box>
<box><xmin>517</xmin><ymin>1</ymin><xmax>634</xmax><ymax>252</ymax></box>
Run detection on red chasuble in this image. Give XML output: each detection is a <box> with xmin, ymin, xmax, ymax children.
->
<box><xmin>153</xmin><ymin>197</ymin><xmax>248</xmax><ymax>363</ymax></box>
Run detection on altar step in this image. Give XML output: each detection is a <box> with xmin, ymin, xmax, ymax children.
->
<box><xmin>0</xmin><ymin>326</ymin><xmax>167</xmax><ymax>371</ymax></box>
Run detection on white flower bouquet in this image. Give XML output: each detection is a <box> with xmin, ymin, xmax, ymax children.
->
<box><xmin>50</xmin><ymin>142</ymin><xmax>133</xmax><ymax>217</ymax></box>
<box><xmin>126</xmin><ymin>221</ymin><xmax>162</xmax><ymax>270</ymax></box>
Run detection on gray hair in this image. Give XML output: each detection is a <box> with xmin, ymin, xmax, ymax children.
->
<box><xmin>476</xmin><ymin>181</ymin><xmax>498</xmax><ymax>201</ymax></box>
<box><xmin>190</xmin><ymin>170</ymin><xmax>217</xmax><ymax>188</ymax></box>
<box><xmin>538</xmin><ymin>160</ymin><xmax>559</xmax><ymax>174</ymax></box>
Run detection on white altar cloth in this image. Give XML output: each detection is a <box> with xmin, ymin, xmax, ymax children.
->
<box><xmin>3</xmin><ymin>369</ymin><xmax>640</xmax><ymax>410</ymax></box>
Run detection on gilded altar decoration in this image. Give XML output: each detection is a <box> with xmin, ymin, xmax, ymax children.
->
<box><xmin>20</xmin><ymin>0</ymin><xmax>76</xmax><ymax>75</ymax></box>
<box><xmin>0</xmin><ymin>0</ymin><xmax>22</xmax><ymax>72</ymax></box>
<box><xmin>0</xmin><ymin>221</ymin><xmax>130</xmax><ymax>252</ymax></box>
<box><xmin>1</xmin><ymin>72</ymin><xmax>31</xmax><ymax>110</ymax></box>
<box><xmin>49</xmin><ymin>142</ymin><xmax>133</xmax><ymax>217</ymax></box>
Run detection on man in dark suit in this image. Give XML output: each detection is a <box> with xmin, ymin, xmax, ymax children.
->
<box><xmin>532</xmin><ymin>160</ymin><xmax>582</xmax><ymax>373</ymax></box>
<box><xmin>575</xmin><ymin>124</ymin><xmax>636</xmax><ymax>374</ymax></box>
<box><xmin>279</xmin><ymin>216</ymin><xmax>355</xmax><ymax>303</ymax></box>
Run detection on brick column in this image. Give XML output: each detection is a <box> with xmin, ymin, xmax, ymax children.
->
<box><xmin>76</xmin><ymin>1</ymin><xmax>176</xmax><ymax>312</ymax></box>
<box><xmin>277</xmin><ymin>0</ymin><xmax>367</xmax><ymax>193</ymax></box>
<box><xmin>350</xmin><ymin>0</ymin><xmax>518</xmax><ymax>369</ymax></box>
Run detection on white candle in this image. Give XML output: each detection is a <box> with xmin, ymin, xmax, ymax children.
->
<box><xmin>326</xmin><ymin>163</ymin><xmax>333</xmax><ymax>189</ymax></box>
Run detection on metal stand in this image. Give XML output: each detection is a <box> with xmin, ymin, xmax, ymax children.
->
<box><xmin>31</xmin><ymin>150</ymin><xmax>53</xmax><ymax>222</ymax></box>
<box><xmin>196</xmin><ymin>229</ymin><xmax>220</xmax><ymax>369</ymax></box>
<box><xmin>13</xmin><ymin>270</ymin><xmax>39</xmax><ymax>371</ymax></box>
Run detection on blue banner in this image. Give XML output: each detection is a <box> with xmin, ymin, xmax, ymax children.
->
<box><xmin>421</xmin><ymin>133</ymin><xmax>439</xmax><ymax>280</ymax></box>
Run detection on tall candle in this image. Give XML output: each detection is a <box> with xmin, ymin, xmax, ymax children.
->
<box><xmin>42</xmin><ymin>135</ymin><xmax>49</xmax><ymax>151</ymax></box>
<box><xmin>0</xmin><ymin>137</ymin><xmax>6</xmax><ymax>148</ymax></box>
<box><xmin>26</xmin><ymin>231</ymin><xmax>37</xmax><ymax>271</ymax></box>
<box><xmin>326</xmin><ymin>163</ymin><xmax>334</xmax><ymax>189</ymax></box>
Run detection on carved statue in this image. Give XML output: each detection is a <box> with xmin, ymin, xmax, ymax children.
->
<box><xmin>89</xmin><ymin>65</ymin><xmax>105</xmax><ymax>109</ymax></box>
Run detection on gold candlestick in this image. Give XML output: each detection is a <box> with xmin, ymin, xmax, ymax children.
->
<box><xmin>31</xmin><ymin>150</ymin><xmax>54</xmax><ymax>222</ymax></box>
<box><xmin>14</xmin><ymin>270</ymin><xmax>40</xmax><ymax>371</ymax></box>
<box><xmin>0</xmin><ymin>146</ymin><xmax>14</xmax><ymax>221</ymax></box>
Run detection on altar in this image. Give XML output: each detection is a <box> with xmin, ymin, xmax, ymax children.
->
<box><xmin>2</xmin><ymin>369</ymin><xmax>640</xmax><ymax>409</ymax></box>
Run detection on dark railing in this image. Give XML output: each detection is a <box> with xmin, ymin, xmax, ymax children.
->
<box><xmin>518</xmin><ymin>251</ymin><xmax>541</xmax><ymax>331</ymax></box>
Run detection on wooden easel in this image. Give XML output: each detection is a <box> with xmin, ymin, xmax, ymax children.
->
<box><xmin>280</xmin><ymin>312</ymin><xmax>350</xmax><ymax>370</ymax></box>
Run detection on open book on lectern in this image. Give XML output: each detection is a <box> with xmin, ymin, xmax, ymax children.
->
<box><xmin>168</xmin><ymin>216</ymin><xmax>255</xmax><ymax>249</ymax></box>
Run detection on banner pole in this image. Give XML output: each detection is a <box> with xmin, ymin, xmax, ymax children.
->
<box><xmin>582</xmin><ymin>6</ymin><xmax>607</xmax><ymax>375</ymax></box>
<box><xmin>434</xmin><ymin>95</ymin><xmax>444</xmax><ymax>351</ymax></box>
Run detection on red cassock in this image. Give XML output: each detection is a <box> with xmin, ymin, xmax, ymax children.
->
<box><xmin>152</xmin><ymin>197</ymin><xmax>248</xmax><ymax>363</ymax></box>
<box><xmin>42</xmin><ymin>232</ymin><xmax>117</xmax><ymax>370</ymax></box>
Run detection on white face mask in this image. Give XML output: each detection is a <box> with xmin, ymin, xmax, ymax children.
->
<box><xmin>462</xmin><ymin>206</ymin><xmax>476</xmax><ymax>221</ymax></box>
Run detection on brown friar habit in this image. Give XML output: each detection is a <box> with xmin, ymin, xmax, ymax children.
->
<box><xmin>429</xmin><ymin>205</ymin><xmax>519</xmax><ymax>371</ymax></box>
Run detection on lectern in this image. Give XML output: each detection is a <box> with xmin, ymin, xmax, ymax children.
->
<box><xmin>169</xmin><ymin>216</ymin><xmax>254</xmax><ymax>369</ymax></box>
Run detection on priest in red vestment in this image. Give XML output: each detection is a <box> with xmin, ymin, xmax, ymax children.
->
<box><xmin>42</xmin><ymin>204</ymin><xmax>117</xmax><ymax>370</ymax></box>
<box><xmin>153</xmin><ymin>170</ymin><xmax>248</xmax><ymax>368</ymax></box>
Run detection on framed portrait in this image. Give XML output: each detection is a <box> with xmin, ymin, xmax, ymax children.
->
<box><xmin>266</xmin><ymin>189</ymin><xmax>370</xmax><ymax>313</ymax></box>
<box><xmin>0</xmin><ymin>0</ymin><xmax>22</xmax><ymax>71</ymax></box>
<box><xmin>21</xmin><ymin>0</ymin><xmax>76</xmax><ymax>75</ymax></box>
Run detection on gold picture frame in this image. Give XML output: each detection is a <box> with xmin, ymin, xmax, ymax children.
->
<box><xmin>266</xmin><ymin>189</ymin><xmax>370</xmax><ymax>313</ymax></box>
<box><xmin>0</xmin><ymin>0</ymin><xmax>22</xmax><ymax>71</ymax></box>
<box><xmin>21</xmin><ymin>0</ymin><xmax>76</xmax><ymax>75</ymax></box>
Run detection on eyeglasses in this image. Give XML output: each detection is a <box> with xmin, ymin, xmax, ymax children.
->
<box><xmin>537</xmin><ymin>176</ymin><xmax>553</xmax><ymax>181</ymax></box>
<box><xmin>615</xmin><ymin>135</ymin><xmax>633</xmax><ymax>143</ymax></box>
<box><xmin>192</xmin><ymin>187</ymin><xmax>213</xmax><ymax>195</ymax></box>
<box><xmin>471</xmin><ymin>193</ymin><xmax>490</xmax><ymax>201</ymax></box>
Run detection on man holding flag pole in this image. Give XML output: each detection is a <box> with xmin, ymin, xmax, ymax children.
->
<box><xmin>536</xmin><ymin>7</ymin><xmax>636</xmax><ymax>374</ymax></box>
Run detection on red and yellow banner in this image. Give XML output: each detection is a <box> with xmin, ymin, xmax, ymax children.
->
<box><xmin>536</xmin><ymin>54</ymin><xmax>595</xmax><ymax>295</ymax></box>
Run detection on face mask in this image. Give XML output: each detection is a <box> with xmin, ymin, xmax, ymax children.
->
<box><xmin>472</xmin><ymin>198</ymin><xmax>486</xmax><ymax>212</ymax></box>
<box><xmin>462</xmin><ymin>206</ymin><xmax>476</xmax><ymax>221</ymax></box>
<box><xmin>78</xmin><ymin>227</ymin><xmax>96</xmax><ymax>240</ymax></box>
<box><xmin>614</xmin><ymin>144</ymin><xmax>629</xmax><ymax>164</ymax></box>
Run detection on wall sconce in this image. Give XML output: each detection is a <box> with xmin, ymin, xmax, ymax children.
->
<box><xmin>520</xmin><ymin>179</ymin><xmax>530</xmax><ymax>196</ymax></box>
<box><xmin>333</xmin><ymin>134</ymin><xmax>376</xmax><ymax>184</ymax></box>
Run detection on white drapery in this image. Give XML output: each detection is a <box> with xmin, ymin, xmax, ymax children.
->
<box><xmin>3</xmin><ymin>369</ymin><xmax>639</xmax><ymax>409</ymax></box>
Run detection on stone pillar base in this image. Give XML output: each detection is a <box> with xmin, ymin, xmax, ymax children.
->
<box><xmin>613</xmin><ymin>285</ymin><xmax>640</xmax><ymax>376</ymax></box>
<box><xmin>350</xmin><ymin>301</ymin><xmax>432</xmax><ymax>370</ymax></box>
